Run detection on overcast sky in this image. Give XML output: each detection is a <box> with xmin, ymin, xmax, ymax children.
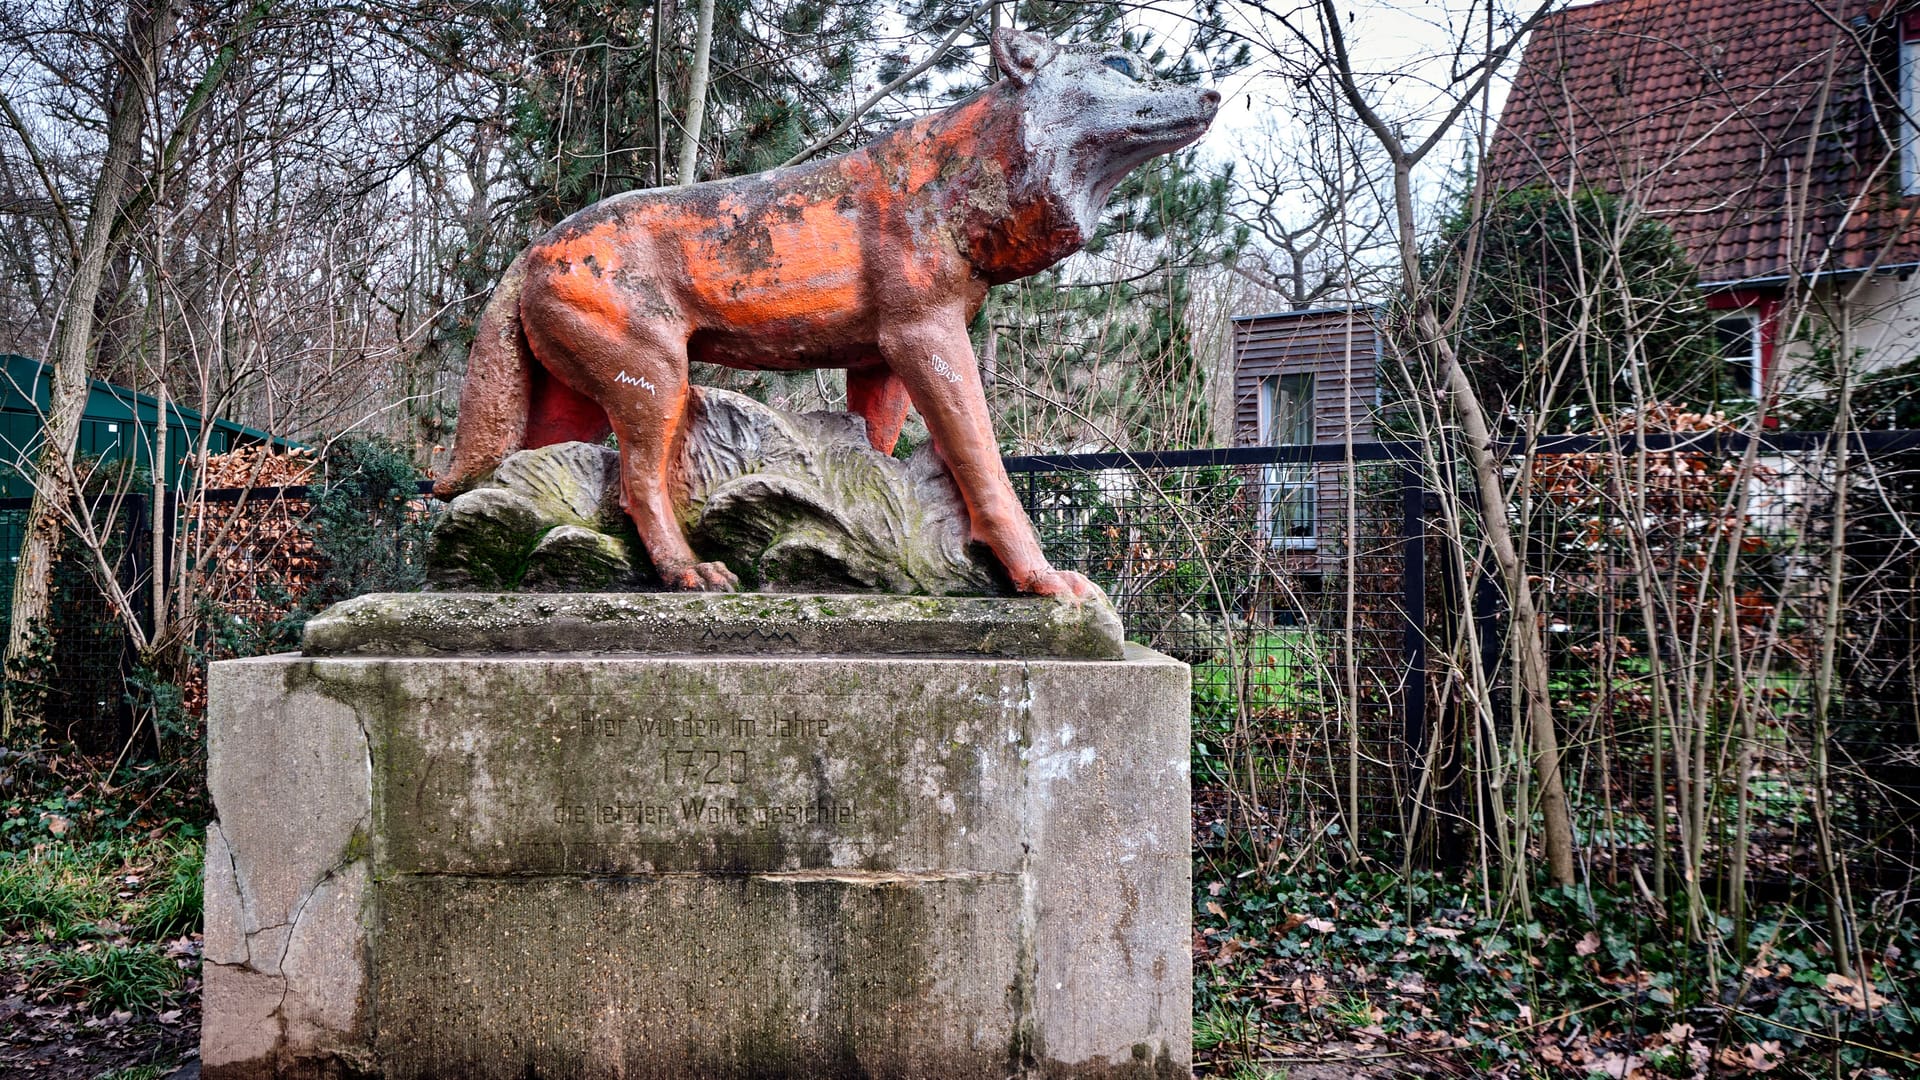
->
<box><xmin>1199</xmin><ymin>0</ymin><xmax>1531</xmax><ymax>164</ymax></box>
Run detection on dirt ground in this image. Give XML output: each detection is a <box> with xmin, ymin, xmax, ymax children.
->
<box><xmin>0</xmin><ymin>990</ymin><xmax>198</xmax><ymax>1078</ymax></box>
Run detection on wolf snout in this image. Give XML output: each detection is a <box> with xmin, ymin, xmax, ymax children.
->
<box><xmin>1201</xmin><ymin>89</ymin><xmax>1221</xmax><ymax>109</ymax></box>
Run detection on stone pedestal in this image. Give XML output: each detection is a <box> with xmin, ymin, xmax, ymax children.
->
<box><xmin>202</xmin><ymin>593</ymin><xmax>1191</xmax><ymax>1079</ymax></box>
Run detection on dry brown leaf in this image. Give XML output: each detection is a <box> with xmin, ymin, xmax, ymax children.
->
<box><xmin>1744</xmin><ymin>1040</ymin><xmax>1784</xmax><ymax>1073</ymax></box>
<box><xmin>1590</xmin><ymin>1052</ymin><xmax>1641</xmax><ymax>1079</ymax></box>
<box><xmin>1822</xmin><ymin>972</ymin><xmax>1888</xmax><ymax>1011</ymax></box>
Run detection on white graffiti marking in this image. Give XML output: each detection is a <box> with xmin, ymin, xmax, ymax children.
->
<box><xmin>930</xmin><ymin>354</ymin><xmax>963</xmax><ymax>384</ymax></box>
<box><xmin>615</xmin><ymin>370</ymin><xmax>657</xmax><ymax>395</ymax></box>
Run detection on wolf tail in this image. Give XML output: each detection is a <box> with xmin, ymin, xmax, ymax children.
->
<box><xmin>434</xmin><ymin>250</ymin><xmax>534</xmax><ymax>499</ymax></box>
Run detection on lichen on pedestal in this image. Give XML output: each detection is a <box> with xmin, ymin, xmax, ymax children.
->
<box><xmin>425</xmin><ymin>387</ymin><xmax>1004</xmax><ymax>595</ymax></box>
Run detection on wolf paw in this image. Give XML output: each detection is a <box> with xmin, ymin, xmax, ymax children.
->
<box><xmin>666</xmin><ymin>561</ymin><xmax>740</xmax><ymax>592</ymax></box>
<box><xmin>1023</xmin><ymin>568</ymin><xmax>1103</xmax><ymax>603</ymax></box>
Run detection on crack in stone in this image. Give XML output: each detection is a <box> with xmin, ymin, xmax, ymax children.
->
<box><xmin>1012</xmin><ymin>658</ymin><xmax>1040</xmax><ymax>1077</ymax></box>
<box><xmin>259</xmin><ymin>677</ymin><xmax>378</xmax><ymax>1043</ymax></box>
<box><xmin>749</xmin><ymin>869</ymin><xmax>1011</xmax><ymax>883</ymax></box>
<box><xmin>262</xmin><ymin>813</ymin><xmax>371</xmax><ymax>1048</ymax></box>
<box><xmin>383</xmin><ymin>868</ymin><xmax>1016</xmax><ymax>883</ymax></box>
<box><xmin>210</xmin><ymin>822</ymin><xmax>254</xmax><ymax>969</ymax></box>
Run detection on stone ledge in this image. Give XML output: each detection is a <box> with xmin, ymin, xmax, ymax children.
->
<box><xmin>300</xmin><ymin>591</ymin><xmax>1127</xmax><ymax>660</ymax></box>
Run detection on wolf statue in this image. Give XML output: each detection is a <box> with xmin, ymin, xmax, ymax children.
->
<box><xmin>435</xmin><ymin>28</ymin><xmax>1219</xmax><ymax>599</ymax></box>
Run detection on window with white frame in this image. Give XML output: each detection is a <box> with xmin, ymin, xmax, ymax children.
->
<box><xmin>1714</xmin><ymin>311</ymin><xmax>1761</xmax><ymax>400</ymax></box>
<box><xmin>1259</xmin><ymin>373</ymin><xmax>1316</xmax><ymax>544</ymax></box>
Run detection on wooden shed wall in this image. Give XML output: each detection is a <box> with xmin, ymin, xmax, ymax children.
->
<box><xmin>1231</xmin><ymin>310</ymin><xmax>1379</xmax><ymax>446</ymax></box>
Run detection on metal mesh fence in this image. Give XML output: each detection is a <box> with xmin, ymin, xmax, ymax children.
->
<box><xmin>1011</xmin><ymin>433</ymin><xmax>1920</xmax><ymax>884</ymax></box>
<box><xmin>1009</xmin><ymin>446</ymin><xmax>1424</xmax><ymax>854</ymax></box>
<box><xmin>0</xmin><ymin>496</ymin><xmax>139</xmax><ymax>751</ymax></box>
<box><xmin>1508</xmin><ymin>432</ymin><xmax>1920</xmax><ymax>889</ymax></box>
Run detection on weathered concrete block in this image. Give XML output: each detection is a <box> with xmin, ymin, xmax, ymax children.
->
<box><xmin>205</xmin><ymin>640</ymin><xmax>1189</xmax><ymax>1079</ymax></box>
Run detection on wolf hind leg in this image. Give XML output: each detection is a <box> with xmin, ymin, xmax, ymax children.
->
<box><xmin>847</xmin><ymin>365</ymin><xmax>911</xmax><ymax>455</ymax></box>
<box><xmin>525</xmin><ymin>367</ymin><xmax>613</xmax><ymax>448</ymax></box>
<box><xmin>521</xmin><ymin>277</ymin><xmax>734</xmax><ymax>591</ymax></box>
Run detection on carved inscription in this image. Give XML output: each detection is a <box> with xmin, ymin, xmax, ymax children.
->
<box><xmin>663</xmin><ymin>748</ymin><xmax>749</xmax><ymax>785</ymax></box>
<box><xmin>548</xmin><ymin>798</ymin><xmax>856</xmax><ymax>830</ymax></box>
<box><xmin>545</xmin><ymin>693</ymin><xmax>858</xmax><ymax>836</ymax></box>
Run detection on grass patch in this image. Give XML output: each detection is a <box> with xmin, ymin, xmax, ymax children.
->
<box><xmin>0</xmin><ymin>839</ymin><xmax>201</xmax><ymax>940</ymax></box>
<box><xmin>1192</xmin><ymin>630</ymin><xmax>1325</xmax><ymax>790</ymax></box>
<box><xmin>1193</xmin><ymin>630</ymin><xmax>1321</xmax><ymax>722</ymax></box>
<box><xmin>0</xmin><ymin>847</ymin><xmax>119</xmax><ymax>941</ymax></box>
<box><xmin>130</xmin><ymin>842</ymin><xmax>201</xmax><ymax>939</ymax></box>
<box><xmin>28</xmin><ymin>942</ymin><xmax>182</xmax><ymax>1012</ymax></box>
<box><xmin>1195</xmin><ymin>1003</ymin><xmax>1255</xmax><ymax>1053</ymax></box>
<box><xmin>1</xmin><ymin>835</ymin><xmax>201</xmax><ymax>1020</ymax></box>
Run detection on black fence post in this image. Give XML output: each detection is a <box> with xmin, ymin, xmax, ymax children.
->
<box><xmin>124</xmin><ymin>492</ymin><xmax>151</xmax><ymax>638</ymax></box>
<box><xmin>116</xmin><ymin>492</ymin><xmax>150</xmax><ymax>746</ymax></box>
<box><xmin>1400</xmin><ymin>464</ymin><xmax>1427</xmax><ymax>764</ymax></box>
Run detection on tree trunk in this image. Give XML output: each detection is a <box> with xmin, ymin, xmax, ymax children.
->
<box><xmin>1434</xmin><ymin>337</ymin><xmax>1577</xmax><ymax>887</ymax></box>
<box><xmin>652</xmin><ymin>0</ymin><xmax>667</xmax><ymax>188</ymax></box>
<box><xmin>1810</xmin><ymin>310</ymin><xmax>1858</xmax><ymax>976</ymax></box>
<box><xmin>4</xmin><ymin>0</ymin><xmax>176</xmax><ymax>737</ymax></box>
<box><xmin>1309</xmin><ymin>0</ymin><xmax>1574</xmax><ymax>887</ymax></box>
<box><xmin>675</xmin><ymin>0</ymin><xmax>717</xmax><ymax>185</ymax></box>
<box><xmin>1388</xmin><ymin>149</ymin><xmax>1577</xmax><ymax>887</ymax></box>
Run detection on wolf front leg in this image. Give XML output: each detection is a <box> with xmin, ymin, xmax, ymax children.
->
<box><xmin>880</xmin><ymin>315</ymin><xmax>1101</xmax><ymax>602</ymax></box>
<box><xmin>603</xmin><ymin>371</ymin><xmax>739</xmax><ymax>593</ymax></box>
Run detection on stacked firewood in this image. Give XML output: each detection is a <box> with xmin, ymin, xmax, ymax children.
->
<box><xmin>197</xmin><ymin>443</ymin><xmax>317</xmax><ymax>490</ymax></box>
<box><xmin>187</xmin><ymin>446</ymin><xmax>322</xmax><ymax>631</ymax></box>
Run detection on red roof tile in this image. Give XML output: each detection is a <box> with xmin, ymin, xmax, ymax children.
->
<box><xmin>1485</xmin><ymin>0</ymin><xmax>1920</xmax><ymax>284</ymax></box>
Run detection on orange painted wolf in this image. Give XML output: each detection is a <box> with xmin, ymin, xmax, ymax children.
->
<box><xmin>436</xmin><ymin>29</ymin><xmax>1219</xmax><ymax>597</ymax></box>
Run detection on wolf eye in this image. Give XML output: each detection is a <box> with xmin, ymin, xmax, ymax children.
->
<box><xmin>1102</xmin><ymin>56</ymin><xmax>1137</xmax><ymax>79</ymax></box>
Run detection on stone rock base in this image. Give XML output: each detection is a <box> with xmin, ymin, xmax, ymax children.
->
<box><xmin>425</xmin><ymin>388</ymin><xmax>1002</xmax><ymax>595</ymax></box>
<box><xmin>202</xmin><ymin>634</ymin><xmax>1190</xmax><ymax>1078</ymax></box>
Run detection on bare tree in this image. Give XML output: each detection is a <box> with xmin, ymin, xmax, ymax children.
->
<box><xmin>1</xmin><ymin>0</ymin><xmax>181</xmax><ymax>734</ymax></box>
<box><xmin>1233</xmin><ymin>110</ymin><xmax>1395</xmax><ymax>309</ymax></box>
<box><xmin>1241</xmin><ymin>0</ymin><xmax>1579</xmax><ymax>885</ymax></box>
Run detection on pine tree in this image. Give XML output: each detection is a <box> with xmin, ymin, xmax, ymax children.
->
<box><xmin>1422</xmin><ymin>185</ymin><xmax>1715</xmax><ymax>432</ymax></box>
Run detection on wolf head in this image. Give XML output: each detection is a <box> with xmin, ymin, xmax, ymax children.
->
<box><xmin>993</xmin><ymin>29</ymin><xmax>1220</xmax><ymax>238</ymax></box>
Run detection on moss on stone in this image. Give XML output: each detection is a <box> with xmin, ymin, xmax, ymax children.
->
<box><xmin>427</xmin><ymin>391</ymin><xmax>1004</xmax><ymax>597</ymax></box>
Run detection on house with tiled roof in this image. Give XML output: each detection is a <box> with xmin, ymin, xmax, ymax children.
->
<box><xmin>1485</xmin><ymin>0</ymin><xmax>1920</xmax><ymax>398</ymax></box>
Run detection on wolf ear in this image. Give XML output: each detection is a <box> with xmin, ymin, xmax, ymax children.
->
<box><xmin>992</xmin><ymin>28</ymin><xmax>1057</xmax><ymax>86</ymax></box>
